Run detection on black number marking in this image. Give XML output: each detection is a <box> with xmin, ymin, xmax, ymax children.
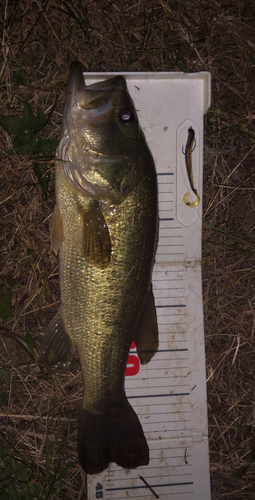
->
<box><xmin>96</xmin><ymin>483</ymin><xmax>103</xmax><ymax>498</ymax></box>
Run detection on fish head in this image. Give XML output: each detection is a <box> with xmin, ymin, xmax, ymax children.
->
<box><xmin>71</xmin><ymin>77</ymin><xmax>140</xmax><ymax>154</ymax></box>
<box><xmin>58</xmin><ymin>62</ymin><xmax>151</xmax><ymax>202</ymax></box>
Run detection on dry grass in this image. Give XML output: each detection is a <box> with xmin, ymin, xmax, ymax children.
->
<box><xmin>0</xmin><ymin>0</ymin><xmax>255</xmax><ymax>498</ymax></box>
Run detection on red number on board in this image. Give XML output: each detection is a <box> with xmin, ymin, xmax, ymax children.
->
<box><xmin>126</xmin><ymin>343</ymin><xmax>140</xmax><ymax>376</ymax></box>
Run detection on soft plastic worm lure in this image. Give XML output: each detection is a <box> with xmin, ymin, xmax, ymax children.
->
<box><xmin>183</xmin><ymin>126</ymin><xmax>200</xmax><ymax>207</ymax></box>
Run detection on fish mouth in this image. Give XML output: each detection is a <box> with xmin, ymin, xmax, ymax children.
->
<box><xmin>59</xmin><ymin>63</ymin><xmax>139</xmax><ymax>201</ymax></box>
<box><xmin>63</xmin><ymin>63</ymin><xmax>127</xmax><ymax>130</ymax></box>
<box><xmin>75</xmin><ymin>92</ymin><xmax>115</xmax><ymax>125</ymax></box>
<box><xmin>72</xmin><ymin>68</ymin><xmax>128</xmax><ymax>125</ymax></box>
<box><xmin>74</xmin><ymin>79</ymin><xmax>127</xmax><ymax>125</ymax></box>
<box><xmin>66</xmin><ymin>62</ymin><xmax>130</xmax><ymax>129</ymax></box>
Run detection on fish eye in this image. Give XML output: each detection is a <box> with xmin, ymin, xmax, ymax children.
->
<box><xmin>120</xmin><ymin>109</ymin><xmax>135</xmax><ymax>125</ymax></box>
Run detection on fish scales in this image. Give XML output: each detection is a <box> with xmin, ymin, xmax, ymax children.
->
<box><xmin>58</xmin><ymin>164</ymin><xmax>157</xmax><ymax>410</ymax></box>
<box><xmin>40</xmin><ymin>62</ymin><xmax>159</xmax><ymax>475</ymax></box>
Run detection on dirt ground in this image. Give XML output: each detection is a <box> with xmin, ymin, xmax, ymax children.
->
<box><xmin>0</xmin><ymin>1</ymin><xmax>255</xmax><ymax>498</ymax></box>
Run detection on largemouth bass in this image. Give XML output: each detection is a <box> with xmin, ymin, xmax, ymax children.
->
<box><xmin>40</xmin><ymin>62</ymin><xmax>159</xmax><ymax>475</ymax></box>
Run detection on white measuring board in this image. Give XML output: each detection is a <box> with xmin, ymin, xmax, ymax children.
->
<box><xmin>84</xmin><ymin>72</ymin><xmax>211</xmax><ymax>500</ymax></box>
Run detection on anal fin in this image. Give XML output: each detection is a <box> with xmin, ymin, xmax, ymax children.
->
<box><xmin>39</xmin><ymin>308</ymin><xmax>71</xmax><ymax>366</ymax></box>
<box><xmin>80</xmin><ymin>200</ymin><xmax>111</xmax><ymax>269</ymax></box>
<box><xmin>135</xmin><ymin>287</ymin><xmax>159</xmax><ymax>365</ymax></box>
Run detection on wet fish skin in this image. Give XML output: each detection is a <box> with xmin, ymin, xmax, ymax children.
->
<box><xmin>41</xmin><ymin>62</ymin><xmax>159</xmax><ymax>474</ymax></box>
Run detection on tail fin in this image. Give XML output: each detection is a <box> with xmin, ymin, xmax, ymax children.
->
<box><xmin>78</xmin><ymin>397</ymin><xmax>149</xmax><ymax>475</ymax></box>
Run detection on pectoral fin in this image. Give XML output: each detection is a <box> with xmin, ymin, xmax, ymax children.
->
<box><xmin>39</xmin><ymin>308</ymin><xmax>71</xmax><ymax>365</ymax></box>
<box><xmin>49</xmin><ymin>204</ymin><xmax>64</xmax><ymax>254</ymax></box>
<box><xmin>135</xmin><ymin>287</ymin><xmax>159</xmax><ymax>365</ymax></box>
<box><xmin>80</xmin><ymin>200</ymin><xmax>111</xmax><ymax>269</ymax></box>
